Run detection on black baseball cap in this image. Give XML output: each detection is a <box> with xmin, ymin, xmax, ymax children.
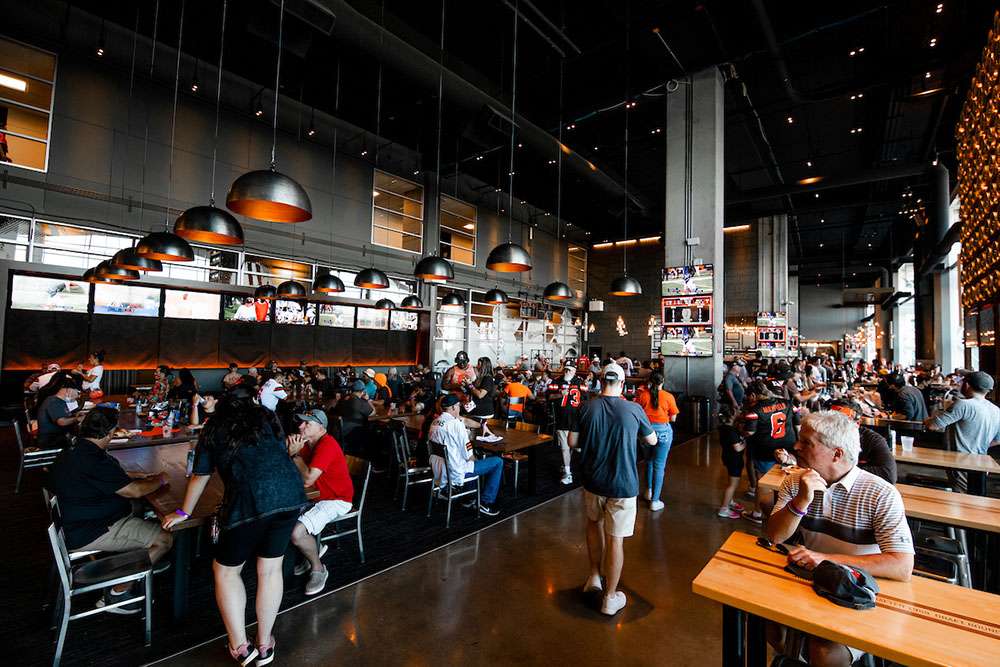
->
<box><xmin>441</xmin><ymin>394</ymin><xmax>461</xmax><ymax>408</ymax></box>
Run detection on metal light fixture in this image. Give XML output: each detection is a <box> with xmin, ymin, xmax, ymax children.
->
<box><xmin>400</xmin><ymin>295</ymin><xmax>423</xmax><ymax>309</ymax></box>
<box><xmin>112</xmin><ymin>247</ymin><xmax>162</xmax><ymax>272</ymax></box>
<box><xmin>486</xmin><ymin>1</ymin><xmax>532</xmax><ymax>273</ymax></box>
<box><xmin>544</xmin><ymin>281</ymin><xmax>573</xmax><ymax>301</ymax></box>
<box><xmin>254</xmin><ymin>284</ymin><xmax>278</xmax><ymax>300</ymax></box>
<box><xmin>609</xmin><ymin>28</ymin><xmax>640</xmax><ymax>298</ymax></box>
<box><xmin>414</xmin><ymin>255</ymin><xmax>454</xmax><ymax>282</ymax></box>
<box><xmin>609</xmin><ymin>275</ymin><xmax>643</xmax><ymax>296</ymax></box>
<box><xmin>313</xmin><ymin>271</ymin><xmax>345</xmax><ymax>293</ymax></box>
<box><xmin>82</xmin><ymin>267</ymin><xmax>116</xmax><ymax>284</ymax></box>
<box><xmin>95</xmin><ymin>260</ymin><xmax>140</xmax><ymax>281</ymax></box>
<box><xmin>485</xmin><ymin>287</ymin><xmax>508</xmax><ymax>304</ymax></box>
<box><xmin>277</xmin><ymin>279</ymin><xmax>307</xmax><ymax>299</ymax></box>
<box><xmin>441</xmin><ymin>292</ymin><xmax>465</xmax><ymax>309</ymax></box>
<box><xmin>225</xmin><ymin>0</ymin><xmax>312</xmax><ymax>223</ymax></box>
<box><xmin>136</xmin><ymin>231</ymin><xmax>195</xmax><ymax>262</ymax></box>
<box><xmin>354</xmin><ymin>267</ymin><xmax>390</xmax><ymax>289</ymax></box>
<box><xmin>375</xmin><ymin>298</ymin><xmax>395</xmax><ymax>310</ymax></box>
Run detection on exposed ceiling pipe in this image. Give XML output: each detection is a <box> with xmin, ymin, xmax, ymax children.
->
<box><xmin>750</xmin><ymin>0</ymin><xmax>806</xmax><ymax>105</ymax></box>
<box><xmin>728</xmin><ymin>163</ymin><xmax>928</xmax><ymax>204</ymax></box>
<box><xmin>915</xmin><ymin>219</ymin><xmax>961</xmax><ymax>280</ymax></box>
<box><xmin>518</xmin><ymin>0</ymin><xmax>581</xmax><ymax>55</ymax></box>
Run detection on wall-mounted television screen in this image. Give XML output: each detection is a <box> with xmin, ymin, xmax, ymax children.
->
<box><xmin>661</xmin><ymin>295</ymin><xmax>713</xmax><ymax>325</ymax></box>
<box><xmin>390</xmin><ymin>310</ymin><xmax>419</xmax><ymax>331</ymax></box>
<box><xmin>357</xmin><ymin>306</ymin><xmax>389</xmax><ymax>330</ymax></box>
<box><xmin>163</xmin><ymin>289</ymin><xmax>220</xmax><ymax>320</ymax></box>
<box><xmin>660</xmin><ymin>326</ymin><xmax>713</xmax><ymax>357</ymax></box>
<box><xmin>661</xmin><ymin>264</ymin><xmax>713</xmax><ymax>296</ymax></box>
<box><xmin>223</xmin><ymin>295</ymin><xmax>270</xmax><ymax>322</ymax></box>
<box><xmin>10</xmin><ymin>274</ymin><xmax>90</xmax><ymax>313</ymax></box>
<box><xmin>756</xmin><ymin>311</ymin><xmax>787</xmax><ymax>327</ymax></box>
<box><xmin>93</xmin><ymin>283</ymin><xmax>160</xmax><ymax>317</ymax></box>
<box><xmin>274</xmin><ymin>300</ymin><xmax>316</xmax><ymax>325</ymax></box>
<box><xmin>318</xmin><ymin>304</ymin><xmax>355</xmax><ymax>328</ymax></box>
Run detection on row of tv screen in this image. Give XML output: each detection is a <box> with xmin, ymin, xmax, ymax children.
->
<box><xmin>661</xmin><ymin>264</ymin><xmax>714</xmax><ymax>296</ymax></box>
<box><xmin>9</xmin><ymin>274</ymin><xmax>419</xmax><ymax>331</ymax></box>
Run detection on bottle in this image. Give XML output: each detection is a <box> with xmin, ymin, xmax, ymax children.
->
<box><xmin>163</xmin><ymin>411</ymin><xmax>174</xmax><ymax>438</ymax></box>
<box><xmin>185</xmin><ymin>445</ymin><xmax>195</xmax><ymax>478</ymax></box>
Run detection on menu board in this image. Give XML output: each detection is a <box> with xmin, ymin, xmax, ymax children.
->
<box><xmin>661</xmin><ymin>295</ymin><xmax>713</xmax><ymax>326</ymax></box>
<box><xmin>163</xmin><ymin>289</ymin><xmax>220</xmax><ymax>320</ymax></box>
<box><xmin>93</xmin><ymin>283</ymin><xmax>161</xmax><ymax>317</ymax></box>
<box><xmin>661</xmin><ymin>264</ymin><xmax>714</xmax><ymax>296</ymax></box>
<box><xmin>318</xmin><ymin>304</ymin><xmax>355</xmax><ymax>328</ymax></box>
<box><xmin>223</xmin><ymin>295</ymin><xmax>270</xmax><ymax>323</ymax></box>
<box><xmin>274</xmin><ymin>300</ymin><xmax>316</xmax><ymax>325</ymax></box>
<box><xmin>10</xmin><ymin>274</ymin><xmax>89</xmax><ymax>313</ymax></box>
<box><xmin>660</xmin><ymin>326</ymin><xmax>713</xmax><ymax>357</ymax></box>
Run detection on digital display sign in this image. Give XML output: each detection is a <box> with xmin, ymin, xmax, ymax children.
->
<box><xmin>661</xmin><ymin>264</ymin><xmax>714</xmax><ymax>296</ymax></box>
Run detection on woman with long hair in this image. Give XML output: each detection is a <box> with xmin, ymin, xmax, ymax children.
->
<box><xmin>78</xmin><ymin>350</ymin><xmax>106</xmax><ymax>399</ymax></box>
<box><xmin>635</xmin><ymin>372</ymin><xmax>679</xmax><ymax>511</ymax></box>
<box><xmin>465</xmin><ymin>357</ymin><xmax>499</xmax><ymax>439</ymax></box>
<box><xmin>162</xmin><ymin>387</ymin><xmax>306</xmax><ymax>665</ymax></box>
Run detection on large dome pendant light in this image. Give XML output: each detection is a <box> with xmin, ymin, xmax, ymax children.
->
<box><xmin>609</xmin><ymin>17</ymin><xmax>641</xmax><ymax>298</ymax></box>
<box><xmin>486</xmin><ymin>1</ymin><xmax>532</xmax><ymax>273</ymax></box>
<box><xmin>544</xmin><ymin>58</ymin><xmax>573</xmax><ymax>302</ymax></box>
<box><xmin>112</xmin><ymin>247</ymin><xmax>162</xmax><ymax>272</ymax></box>
<box><xmin>414</xmin><ymin>255</ymin><xmax>454</xmax><ymax>282</ymax></box>
<box><xmin>354</xmin><ymin>246</ymin><xmax>391</xmax><ymax>289</ymax></box>
<box><xmin>276</xmin><ymin>279</ymin><xmax>307</xmax><ymax>299</ymax></box>
<box><xmin>254</xmin><ymin>284</ymin><xmax>278</xmax><ymax>300</ymax></box>
<box><xmin>485</xmin><ymin>287</ymin><xmax>508</xmax><ymax>305</ymax></box>
<box><xmin>226</xmin><ymin>0</ymin><xmax>312</xmax><ymax>223</ymax></box>
<box><xmin>83</xmin><ymin>267</ymin><xmax>116</xmax><ymax>284</ymax></box>
<box><xmin>400</xmin><ymin>294</ymin><xmax>424</xmax><ymax>309</ymax></box>
<box><xmin>175</xmin><ymin>0</ymin><xmax>244</xmax><ymax>246</ymax></box>
<box><xmin>314</xmin><ymin>271</ymin><xmax>345</xmax><ymax>294</ymax></box>
<box><xmin>136</xmin><ymin>0</ymin><xmax>195</xmax><ymax>263</ymax></box>
<box><xmin>96</xmin><ymin>260</ymin><xmax>140</xmax><ymax>281</ymax></box>
<box><xmin>441</xmin><ymin>291</ymin><xmax>465</xmax><ymax>309</ymax></box>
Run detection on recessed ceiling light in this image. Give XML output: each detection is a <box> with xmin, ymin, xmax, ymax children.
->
<box><xmin>787</xmin><ymin>116</ymin><xmax>794</xmax><ymax>124</ymax></box>
<box><xmin>806</xmin><ymin>160</ymin><xmax>813</xmax><ymax>167</ymax></box>
<box><xmin>936</xmin><ymin>3</ymin><xmax>943</xmax><ymax>13</ymax></box>
<box><xmin>798</xmin><ymin>176</ymin><xmax>823</xmax><ymax>185</ymax></box>
<box><xmin>925</xmin><ymin>71</ymin><xmax>932</xmax><ymax>79</ymax></box>
<box><xmin>929</xmin><ymin>38</ymin><xmax>937</xmax><ymax>47</ymax></box>
<box><xmin>814</xmin><ymin>193</ymin><xmax>820</xmax><ymax>198</ymax></box>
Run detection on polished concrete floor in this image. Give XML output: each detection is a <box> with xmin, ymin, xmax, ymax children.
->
<box><xmin>160</xmin><ymin>435</ymin><xmax>747</xmax><ymax>666</ymax></box>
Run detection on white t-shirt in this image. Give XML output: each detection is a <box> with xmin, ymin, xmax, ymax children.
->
<box><xmin>83</xmin><ymin>365</ymin><xmax>104</xmax><ymax>392</ymax></box>
<box><xmin>428</xmin><ymin>412</ymin><xmax>473</xmax><ymax>486</ymax></box>
<box><xmin>234</xmin><ymin>303</ymin><xmax>257</xmax><ymax>321</ymax></box>
<box><xmin>259</xmin><ymin>378</ymin><xmax>287</xmax><ymax>411</ymax></box>
<box><xmin>30</xmin><ymin>371</ymin><xmax>58</xmax><ymax>392</ymax></box>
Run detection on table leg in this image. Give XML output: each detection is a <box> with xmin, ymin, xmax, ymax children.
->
<box><xmin>722</xmin><ymin>605</ymin><xmax>745</xmax><ymax>667</ymax></box>
<box><xmin>171</xmin><ymin>529</ymin><xmax>193</xmax><ymax>622</ymax></box>
<box><xmin>746</xmin><ymin>613</ymin><xmax>767</xmax><ymax>667</ymax></box>
<box><xmin>528</xmin><ymin>447</ymin><xmax>538</xmax><ymax>495</ymax></box>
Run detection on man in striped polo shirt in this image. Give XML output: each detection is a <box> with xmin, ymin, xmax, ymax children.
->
<box><xmin>766</xmin><ymin>411</ymin><xmax>914</xmax><ymax>667</ymax></box>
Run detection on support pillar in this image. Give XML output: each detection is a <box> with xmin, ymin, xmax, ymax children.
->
<box><xmin>756</xmin><ymin>215</ymin><xmax>789</xmax><ymax>314</ymax></box>
<box><xmin>662</xmin><ymin>67</ymin><xmax>725</xmax><ymax>406</ymax></box>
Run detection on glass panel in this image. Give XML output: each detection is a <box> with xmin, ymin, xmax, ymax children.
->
<box><xmin>357</xmin><ymin>306</ymin><xmax>388</xmax><ymax>330</ymax></box>
<box><xmin>33</xmin><ymin>221</ymin><xmax>133</xmax><ymax>256</ymax></box>
<box><xmin>372</xmin><ymin>222</ymin><xmax>422</xmax><ymax>253</ymax></box>
<box><xmin>0</xmin><ymin>215</ymin><xmax>30</xmax><ymax>243</ymax></box>
<box><xmin>318</xmin><ymin>304</ymin><xmax>356</xmax><ymax>328</ymax></box>
<box><xmin>243</xmin><ymin>254</ymin><xmax>312</xmax><ymax>281</ymax></box>
<box><xmin>441</xmin><ymin>242</ymin><xmax>474</xmax><ymax>266</ymax></box>
<box><xmin>374</xmin><ymin>192</ymin><xmax>424</xmax><ymax>219</ymax></box>
<box><xmin>440</xmin><ymin>210</ymin><xmax>476</xmax><ymax>234</ymax></box>
<box><xmin>2</xmin><ymin>134</ymin><xmax>46</xmax><ymax>169</ymax></box>
<box><xmin>163</xmin><ymin>246</ymin><xmax>239</xmax><ymax>285</ymax></box>
<box><xmin>373</xmin><ymin>208</ymin><xmax>423</xmax><ymax>236</ymax></box>
<box><xmin>0</xmin><ymin>242</ymin><xmax>26</xmax><ymax>260</ymax></box>
<box><xmin>0</xmin><ymin>72</ymin><xmax>53</xmax><ymax>110</ymax></box>
<box><xmin>33</xmin><ymin>247</ymin><xmax>108</xmax><ymax>268</ymax></box>
<box><xmin>0</xmin><ymin>40</ymin><xmax>56</xmax><ymax>81</ymax></box>
<box><xmin>5</xmin><ymin>105</ymin><xmax>49</xmax><ymax>141</ymax></box>
<box><xmin>374</xmin><ymin>171</ymin><xmax>424</xmax><ymax>201</ymax></box>
<box><xmin>373</xmin><ymin>170</ymin><xmax>424</xmax><ymax>254</ymax></box>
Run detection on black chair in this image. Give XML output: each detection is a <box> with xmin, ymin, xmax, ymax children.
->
<box><xmin>388</xmin><ymin>420</ymin><xmax>433</xmax><ymax>510</ymax></box>
<box><xmin>10</xmin><ymin>419</ymin><xmax>61</xmax><ymax>493</ymax></box>
<box><xmin>427</xmin><ymin>441</ymin><xmax>480</xmax><ymax>528</ymax></box>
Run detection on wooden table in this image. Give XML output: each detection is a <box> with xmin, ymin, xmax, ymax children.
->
<box><xmin>892</xmin><ymin>444</ymin><xmax>1000</xmax><ymax>474</ymax></box>
<box><xmin>692</xmin><ymin>531</ymin><xmax>1000</xmax><ymax>667</ymax></box>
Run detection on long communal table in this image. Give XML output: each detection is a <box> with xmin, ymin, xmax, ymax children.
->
<box><xmin>692</xmin><ymin>531</ymin><xmax>1000</xmax><ymax>667</ymax></box>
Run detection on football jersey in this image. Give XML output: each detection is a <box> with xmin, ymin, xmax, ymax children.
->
<box><xmin>741</xmin><ymin>397</ymin><xmax>799</xmax><ymax>462</ymax></box>
<box><xmin>547</xmin><ymin>376</ymin><xmax>586</xmax><ymax>430</ymax></box>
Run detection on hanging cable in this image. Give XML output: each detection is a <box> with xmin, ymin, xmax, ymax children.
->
<box><xmin>209</xmin><ymin>0</ymin><xmax>228</xmax><ymax>205</ymax></box>
<box><xmin>506</xmin><ymin>0</ymin><xmax>519</xmax><ymax>241</ymax></box>
<box><xmin>269</xmin><ymin>0</ymin><xmax>285</xmax><ymax>169</ymax></box>
<box><xmin>165</xmin><ymin>0</ymin><xmax>186</xmax><ymax>229</ymax></box>
<box><xmin>434</xmin><ymin>0</ymin><xmax>446</xmax><ymax>250</ymax></box>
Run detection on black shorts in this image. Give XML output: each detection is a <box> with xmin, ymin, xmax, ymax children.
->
<box><xmin>721</xmin><ymin>446</ymin><xmax>744</xmax><ymax>478</ymax></box>
<box><xmin>214</xmin><ymin>510</ymin><xmax>300</xmax><ymax>567</ymax></box>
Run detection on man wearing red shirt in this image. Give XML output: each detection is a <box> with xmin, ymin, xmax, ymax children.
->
<box><xmin>287</xmin><ymin>409</ymin><xmax>354</xmax><ymax>596</ymax></box>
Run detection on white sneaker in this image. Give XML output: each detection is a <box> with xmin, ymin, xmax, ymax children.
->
<box><xmin>560</xmin><ymin>471</ymin><xmax>573</xmax><ymax>485</ymax></box>
<box><xmin>600</xmin><ymin>591</ymin><xmax>627</xmax><ymax>616</ymax></box>
<box><xmin>649</xmin><ymin>500</ymin><xmax>664</xmax><ymax>512</ymax></box>
<box><xmin>582</xmin><ymin>573</ymin><xmax>603</xmax><ymax>593</ymax></box>
<box><xmin>304</xmin><ymin>567</ymin><xmax>329</xmax><ymax>596</ymax></box>
<box><xmin>294</xmin><ymin>544</ymin><xmax>328</xmax><ymax>576</ymax></box>
<box><xmin>644</xmin><ymin>488</ymin><xmax>652</xmax><ymax>501</ymax></box>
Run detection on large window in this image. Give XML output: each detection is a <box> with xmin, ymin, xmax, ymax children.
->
<box><xmin>433</xmin><ymin>287</ymin><xmax>468</xmax><ymax>369</ymax></box>
<box><xmin>568</xmin><ymin>245</ymin><xmax>587</xmax><ymax>299</ymax></box>
<box><xmin>440</xmin><ymin>195</ymin><xmax>476</xmax><ymax>266</ymax></box>
<box><xmin>242</xmin><ymin>254</ymin><xmax>313</xmax><ymax>290</ymax></box>
<box><xmin>0</xmin><ymin>38</ymin><xmax>57</xmax><ymax>171</ymax></box>
<box><xmin>894</xmin><ymin>264</ymin><xmax>916</xmax><ymax>367</ymax></box>
<box><xmin>372</xmin><ymin>170</ymin><xmax>423</xmax><ymax>254</ymax></box>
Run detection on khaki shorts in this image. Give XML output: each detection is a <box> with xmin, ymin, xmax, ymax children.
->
<box><xmin>75</xmin><ymin>515</ymin><xmax>162</xmax><ymax>553</ymax></box>
<box><xmin>584</xmin><ymin>491</ymin><xmax>636</xmax><ymax>538</ymax></box>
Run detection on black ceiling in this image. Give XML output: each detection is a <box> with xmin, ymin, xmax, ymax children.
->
<box><xmin>54</xmin><ymin>1</ymin><xmax>997</xmax><ymax>282</ymax></box>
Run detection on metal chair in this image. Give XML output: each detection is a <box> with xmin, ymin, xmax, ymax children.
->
<box><xmin>427</xmin><ymin>441</ymin><xmax>480</xmax><ymax>527</ymax></box>
<box><xmin>11</xmin><ymin>419</ymin><xmax>61</xmax><ymax>493</ymax></box>
<box><xmin>503</xmin><ymin>397</ymin><xmax>525</xmax><ymax>428</ymax></box>
<box><xmin>47</xmin><ymin>514</ymin><xmax>153</xmax><ymax>666</ymax></box>
<box><xmin>388</xmin><ymin>420</ymin><xmax>433</xmax><ymax>510</ymax></box>
<box><xmin>318</xmin><ymin>455</ymin><xmax>372</xmax><ymax>563</ymax></box>
<box><xmin>913</xmin><ymin>535</ymin><xmax>972</xmax><ymax>588</ymax></box>
<box><xmin>501</xmin><ymin>421</ymin><xmax>540</xmax><ymax>496</ymax></box>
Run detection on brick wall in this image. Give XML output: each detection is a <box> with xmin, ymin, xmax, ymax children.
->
<box><xmin>585</xmin><ymin>243</ymin><xmax>663</xmax><ymax>360</ymax></box>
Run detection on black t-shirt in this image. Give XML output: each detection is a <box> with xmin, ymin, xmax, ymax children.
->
<box><xmin>573</xmin><ymin>395</ymin><xmax>654</xmax><ymax>498</ymax></box>
<box><xmin>334</xmin><ymin>395</ymin><xmax>374</xmax><ymax>448</ymax></box>
<box><xmin>47</xmin><ymin>439</ymin><xmax>132</xmax><ymax>549</ymax></box>
<box><xmin>168</xmin><ymin>382</ymin><xmax>198</xmax><ymax>402</ymax></box>
<box><xmin>718</xmin><ymin>423</ymin><xmax>745</xmax><ymax>467</ymax></box>
<box><xmin>468</xmin><ymin>375</ymin><xmax>496</xmax><ymax>417</ymax></box>
<box><xmin>741</xmin><ymin>398</ymin><xmax>798</xmax><ymax>462</ymax></box>
<box><xmin>858</xmin><ymin>426</ymin><xmax>897</xmax><ymax>484</ymax></box>
<box><xmin>38</xmin><ymin>395</ymin><xmax>71</xmax><ymax>437</ymax></box>
<box><xmin>547</xmin><ymin>376</ymin><xmax>586</xmax><ymax>430</ymax></box>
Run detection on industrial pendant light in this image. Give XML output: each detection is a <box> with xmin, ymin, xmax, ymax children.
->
<box><xmin>355</xmin><ymin>267</ymin><xmax>390</xmax><ymax>289</ymax></box>
<box><xmin>544</xmin><ymin>58</ymin><xmax>573</xmax><ymax>302</ymax></box>
<box><xmin>313</xmin><ymin>271</ymin><xmax>345</xmax><ymax>293</ymax></box>
<box><xmin>277</xmin><ymin>279</ymin><xmax>307</xmax><ymax>299</ymax></box>
<box><xmin>96</xmin><ymin>260</ymin><xmax>140</xmax><ymax>281</ymax></box>
<box><xmin>226</xmin><ymin>0</ymin><xmax>312</xmax><ymax>223</ymax></box>
<box><xmin>175</xmin><ymin>1</ymin><xmax>244</xmax><ymax>245</ymax></box>
<box><xmin>137</xmin><ymin>0</ymin><xmax>195</xmax><ymax>262</ymax></box>
<box><xmin>400</xmin><ymin>294</ymin><xmax>423</xmax><ymax>309</ymax></box>
<box><xmin>112</xmin><ymin>247</ymin><xmax>163</xmax><ymax>272</ymax></box>
<box><xmin>82</xmin><ymin>267</ymin><xmax>116</xmax><ymax>284</ymax></box>
<box><xmin>254</xmin><ymin>284</ymin><xmax>277</xmax><ymax>300</ymax></box>
<box><xmin>609</xmin><ymin>17</ymin><xmax>641</xmax><ymax>298</ymax></box>
<box><xmin>414</xmin><ymin>255</ymin><xmax>454</xmax><ymax>282</ymax></box>
<box><xmin>485</xmin><ymin>287</ymin><xmax>508</xmax><ymax>305</ymax></box>
<box><xmin>486</xmin><ymin>1</ymin><xmax>531</xmax><ymax>273</ymax></box>
<box><xmin>441</xmin><ymin>292</ymin><xmax>465</xmax><ymax>309</ymax></box>
<box><xmin>375</xmin><ymin>298</ymin><xmax>395</xmax><ymax>310</ymax></box>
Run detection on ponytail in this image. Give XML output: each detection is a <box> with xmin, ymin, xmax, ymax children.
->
<box><xmin>649</xmin><ymin>372</ymin><xmax>664</xmax><ymax>409</ymax></box>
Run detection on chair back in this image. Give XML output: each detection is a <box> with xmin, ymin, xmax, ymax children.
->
<box><xmin>507</xmin><ymin>396</ymin><xmax>525</xmax><ymax>412</ymax></box>
<box><xmin>47</xmin><ymin>522</ymin><xmax>74</xmax><ymax>592</ymax></box>
<box><xmin>344</xmin><ymin>455</ymin><xmax>372</xmax><ymax>512</ymax></box>
<box><xmin>388</xmin><ymin>420</ymin><xmax>409</xmax><ymax>467</ymax></box>
<box><xmin>515</xmin><ymin>421</ymin><xmax>540</xmax><ymax>433</ymax></box>
<box><xmin>43</xmin><ymin>487</ymin><xmax>57</xmax><ymax>522</ymax></box>
<box><xmin>428</xmin><ymin>440</ymin><xmax>451</xmax><ymax>485</ymax></box>
<box><xmin>330</xmin><ymin>415</ymin><xmax>344</xmax><ymax>442</ymax></box>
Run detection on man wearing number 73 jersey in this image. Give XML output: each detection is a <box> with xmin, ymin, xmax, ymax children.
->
<box><xmin>547</xmin><ymin>363</ymin><xmax>587</xmax><ymax>485</ymax></box>
<box><xmin>739</xmin><ymin>380</ymin><xmax>800</xmax><ymax>524</ymax></box>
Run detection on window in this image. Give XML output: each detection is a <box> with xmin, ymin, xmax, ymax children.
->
<box><xmin>372</xmin><ymin>170</ymin><xmax>423</xmax><ymax>254</ymax></box>
<box><xmin>433</xmin><ymin>287</ymin><xmax>468</xmax><ymax>368</ymax></box>
<box><xmin>0</xmin><ymin>37</ymin><xmax>57</xmax><ymax>171</ymax></box>
<box><xmin>0</xmin><ymin>215</ymin><xmax>30</xmax><ymax>260</ymax></box>
<box><xmin>32</xmin><ymin>221</ymin><xmax>133</xmax><ymax>268</ymax></box>
<box><xmin>568</xmin><ymin>245</ymin><xmax>587</xmax><ymax>299</ymax></box>
<box><xmin>440</xmin><ymin>195</ymin><xmax>476</xmax><ymax>266</ymax></box>
<box><xmin>242</xmin><ymin>254</ymin><xmax>312</xmax><ymax>290</ymax></box>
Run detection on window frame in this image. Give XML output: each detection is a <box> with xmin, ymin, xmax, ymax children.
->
<box><xmin>0</xmin><ymin>36</ymin><xmax>58</xmax><ymax>173</ymax></box>
<box><xmin>371</xmin><ymin>169</ymin><xmax>424</xmax><ymax>256</ymax></box>
<box><xmin>439</xmin><ymin>194</ymin><xmax>477</xmax><ymax>267</ymax></box>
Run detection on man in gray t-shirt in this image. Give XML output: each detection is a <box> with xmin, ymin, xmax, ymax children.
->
<box><xmin>926</xmin><ymin>371</ymin><xmax>1000</xmax><ymax>492</ymax></box>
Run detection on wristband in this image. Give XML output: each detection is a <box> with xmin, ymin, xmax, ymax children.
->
<box><xmin>174</xmin><ymin>508</ymin><xmax>190</xmax><ymax>518</ymax></box>
<box><xmin>787</xmin><ymin>502</ymin><xmax>808</xmax><ymax>518</ymax></box>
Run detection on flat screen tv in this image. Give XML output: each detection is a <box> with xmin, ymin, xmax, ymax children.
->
<box><xmin>661</xmin><ymin>295</ymin><xmax>713</xmax><ymax>325</ymax></box>
<box><xmin>660</xmin><ymin>326</ymin><xmax>713</xmax><ymax>357</ymax></box>
<box><xmin>163</xmin><ymin>289</ymin><xmax>220</xmax><ymax>320</ymax></box>
<box><xmin>274</xmin><ymin>300</ymin><xmax>316</xmax><ymax>325</ymax></box>
<box><xmin>223</xmin><ymin>294</ymin><xmax>270</xmax><ymax>323</ymax></box>
<box><xmin>390</xmin><ymin>310</ymin><xmax>418</xmax><ymax>331</ymax></box>
<box><xmin>661</xmin><ymin>264</ymin><xmax>713</xmax><ymax>296</ymax></box>
<box><xmin>10</xmin><ymin>274</ymin><xmax>89</xmax><ymax>313</ymax></box>
<box><xmin>318</xmin><ymin>304</ymin><xmax>355</xmax><ymax>328</ymax></box>
<box><xmin>93</xmin><ymin>283</ymin><xmax>161</xmax><ymax>317</ymax></box>
<box><xmin>357</xmin><ymin>306</ymin><xmax>389</xmax><ymax>330</ymax></box>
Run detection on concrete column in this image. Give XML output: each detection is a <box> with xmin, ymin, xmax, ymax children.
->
<box><xmin>662</xmin><ymin>67</ymin><xmax>724</xmax><ymax>404</ymax></box>
<box><xmin>756</xmin><ymin>215</ymin><xmax>789</xmax><ymax>314</ymax></box>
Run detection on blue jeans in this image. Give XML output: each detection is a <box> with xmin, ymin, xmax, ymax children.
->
<box><xmin>467</xmin><ymin>456</ymin><xmax>503</xmax><ymax>505</ymax></box>
<box><xmin>646</xmin><ymin>423</ymin><xmax>673</xmax><ymax>501</ymax></box>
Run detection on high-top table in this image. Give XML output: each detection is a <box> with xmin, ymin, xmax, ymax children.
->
<box><xmin>693</xmin><ymin>531</ymin><xmax>1000</xmax><ymax>667</ymax></box>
